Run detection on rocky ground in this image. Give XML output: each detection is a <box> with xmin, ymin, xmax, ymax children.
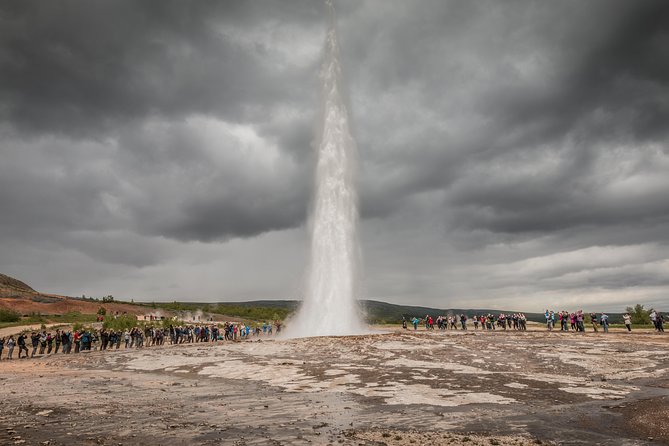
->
<box><xmin>0</xmin><ymin>329</ymin><xmax>668</xmax><ymax>445</ymax></box>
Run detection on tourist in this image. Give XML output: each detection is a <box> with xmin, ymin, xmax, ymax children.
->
<box><xmin>46</xmin><ymin>332</ymin><xmax>54</xmax><ymax>354</ymax></box>
<box><xmin>74</xmin><ymin>331</ymin><xmax>81</xmax><ymax>353</ymax></box>
<box><xmin>101</xmin><ymin>329</ymin><xmax>109</xmax><ymax>350</ymax></box>
<box><xmin>576</xmin><ymin>310</ymin><xmax>585</xmax><ymax>332</ymax></box>
<box><xmin>657</xmin><ymin>312</ymin><xmax>665</xmax><ymax>333</ymax></box>
<box><xmin>411</xmin><ymin>317</ymin><xmax>419</xmax><ymax>330</ymax></box>
<box><xmin>54</xmin><ymin>329</ymin><xmax>61</xmax><ymax>354</ymax></box>
<box><xmin>600</xmin><ymin>313</ymin><xmax>609</xmax><ymax>333</ymax></box>
<box><xmin>590</xmin><ymin>312</ymin><xmax>599</xmax><ymax>332</ymax></box>
<box><xmin>0</xmin><ymin>336</ymin><xmax>4</xmax><ymax>360</ymax></box>
<box><xmin>623</xmin><ymin>313</ymin><xmax>632</xmax><ymax>332</ymax></box>
<box><xmin>7</xmin><ymin>336</ymin><xmax>15</xmax><ymax>360</ymax></box>
<box><xmin>460</xmin><ymin>314</ymin><xmax>467</xmax><ymax>330</ymax></box>
<box><xmin>30</xmin><ymin>331</ymin><xmax>39</xmax><ymax>358</ymax></box>
<box><xmin>17</xmin><ymin>333</ymin><xmax>28</xmax><ymax>358</ymax></box>
<box><xmin>62</xmin><ymin>330</ymin><xmax>71</xmax><ymax>354</ymax></box>
<box><xmin>650</xmin><ymin>309</ymin><xmax>657</xmax><ymax>331</ymax></box>
<box><xmin>39</xmin><ymin>330</ymin><xmax>47</xmax><ymax>354</ymax></box>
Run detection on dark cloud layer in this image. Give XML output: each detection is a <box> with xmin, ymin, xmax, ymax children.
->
<box><xmin>1</xmin><ymin>0</ymin><xmax>667</xmax><ymax>309</ymax></box>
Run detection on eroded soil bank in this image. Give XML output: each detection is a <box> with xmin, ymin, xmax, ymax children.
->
<box><xmin>1</xmin><ymin>329</ymin><xmax>668</xmax><ymax>445</ymax></box>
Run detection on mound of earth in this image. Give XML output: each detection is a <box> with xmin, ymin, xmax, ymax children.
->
<box><xmin>0</xmin><ymin>272</ymin><xmax>36</xmax><ymax>295</ymax></box>
<box><xmin>0</xmin><ymin>272</ymin><xmax>154</xmax><ymax>317</ymax></box>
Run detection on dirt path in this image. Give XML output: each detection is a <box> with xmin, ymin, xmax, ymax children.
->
<box><xmin>0</xmin><ymin>323</ymin><xmax>71</xmax><ymax>338</ymax></box>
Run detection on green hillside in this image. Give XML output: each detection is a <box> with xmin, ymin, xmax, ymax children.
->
<box><xmin>147</xmin><ymin>298</ymin><xmax>622</xmax><ymax>324</ymax></box>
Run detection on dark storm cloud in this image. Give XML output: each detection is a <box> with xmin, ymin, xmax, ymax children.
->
<box><xmin>1</xmin><ymin>0</ymin><xmax>668</xmax><ymax>307</ymax></box>
<box><xmin>341</xmin><ymin>0</ymin><xmax>669</xmax><ymax>240</ymax></box>
<box><xmin>0</xmin><ymin>0</ymin><xmax>322</xmax><ymax>244</ymax></box>
<box><xmin>0</xmin><ymin>0</ymin><xmax>321</xmax><ymax>136</ymax></box>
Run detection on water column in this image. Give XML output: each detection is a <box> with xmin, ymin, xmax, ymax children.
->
<box><xmin>289</xmin><ymin>0</ymin><xmax>365</xmax><ymax>337</ymax></box>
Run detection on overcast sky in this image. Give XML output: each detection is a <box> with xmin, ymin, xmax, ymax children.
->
<box><xmin>1</xmin><ymin>0</ymin><xmax>668</xmax><ymax>312</ymax></box>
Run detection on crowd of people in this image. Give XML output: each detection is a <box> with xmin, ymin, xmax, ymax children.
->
<box><xmin>0</xmin><ymin>320</ymin><xmax>282</xmax><ymax>360</ymax></box>
<box><xmin>404</xmin><ymin>313</ymin><xmax>528</xmax><ymax>331</ymax></box>
<box><xmin>543</xmin><ymin>309</ymin><xmax>665</xmax><ymax>333</ymax></box>
<box><xmin>0</xmin><ymin>308</ymin><xmax>664</xmax><ymax>361</ymax></box>
<box><xmin>402</xmin><ymin>309</ymin><xmax>665</xmax><ymax>334</ymax></box>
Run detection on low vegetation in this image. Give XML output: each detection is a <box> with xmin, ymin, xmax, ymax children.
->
<box><xmin>102</xmin><ymin>314</ymin><xmax>139</xmax><ymax>331</ymax></box>
<box><xmin>210</xmin><ymin>304</ymin><xmax>288</xmax><ymax>322</ymax></box>
<box><xmin>0</xmin><ymin>308</ymin><xmax>21</xmax><ymax>323</ymax></box>
<box><xmin>626</xmin><ymin>304</ymin><xmax>651</xmax><ymax>325</ymax></box>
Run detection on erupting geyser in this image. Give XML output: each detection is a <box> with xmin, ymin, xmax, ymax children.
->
<box><xmin>287</xmin><ymin>0</ymin><xmax>365</xmax><ymax>337</ymax></box>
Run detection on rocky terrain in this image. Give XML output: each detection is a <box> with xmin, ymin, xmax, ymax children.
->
<box><xmin>0</xmin><ymin>329</ymin><xmax>667</xmax><ymax>445</ymax></box>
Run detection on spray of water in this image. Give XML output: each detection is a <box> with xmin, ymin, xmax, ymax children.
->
<box><xmin>286</xmin><ymin>0</ymin><xmax>366</xmax><ymax>337</ymax></box>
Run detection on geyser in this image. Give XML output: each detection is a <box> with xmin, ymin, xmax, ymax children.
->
<box><xmin>287</xmin><ymin>0</ymin><xmax>365</xmax><ymax>337</ymax></box>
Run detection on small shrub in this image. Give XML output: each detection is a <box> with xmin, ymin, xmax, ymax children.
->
<box><xmin>103</xmin><ymin>314</ymin><xmax>137</xmax><ymax>331</ymax></box>
<box><xmin>0</xmin><ymin>308</ymin><xmax>21</xmax><ymax>322</ymax></box>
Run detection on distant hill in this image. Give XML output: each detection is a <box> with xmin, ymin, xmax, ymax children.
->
<box><xmin>0</xmin><ymin>272</ymin><xmax>155</xmax><ymax>317</ymax></box>
<box><xmin>0</xmin><ymin>272</ymin><xmax>36</xmax><ymax>296</ymax></box>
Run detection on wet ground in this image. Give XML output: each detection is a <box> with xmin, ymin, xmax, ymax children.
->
<box><xmin>0</xmin><ymin>329</ymin><xmax>667</xmax><ymax>445</ymax></box>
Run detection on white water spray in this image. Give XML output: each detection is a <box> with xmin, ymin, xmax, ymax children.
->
<box><xmin>287</xmin><ymin>0</ymin><xmax>365</xmax><ymax>337</ymax></box>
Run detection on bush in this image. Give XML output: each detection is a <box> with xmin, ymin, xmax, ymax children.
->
<box><xmin>626</xmin><ymin>304</ymin><xmax>651</xmax><ymax>325</ymax></box>
<box><xmin>103</xmin><ymin>314</ymin><xmax>138</xmax><ymax>331</ymax></box>
<box><xmin>0</xmin><ymin>308</ymin><xmax>21</xmax><ymax>322</ymax></box>
<box><xmin>210</xmin><ymin>304</ymin><xmax>291</xmax><ymax>321</ymax></box>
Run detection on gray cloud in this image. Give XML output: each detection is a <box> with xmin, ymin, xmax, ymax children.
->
<box><xmin>0</xmin><ymin>0</ymin><xmax>667</xmax><ymax>310</ymax></box>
